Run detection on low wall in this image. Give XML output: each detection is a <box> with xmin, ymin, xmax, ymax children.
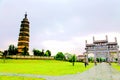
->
<box><xmin>0</xmin><ymin>55</ymin><xmax>54</xmax><ymax>60</ymax></box>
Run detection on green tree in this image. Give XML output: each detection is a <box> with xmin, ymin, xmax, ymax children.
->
<box><xmin>22</xmin><ymin>46</ymin><xmax>29</xmax><ymax>56</ymax></box>
<box><xmin>71</xmin><ymin>54</ymin><xmax>76</xmax><ymax>66</ymax></box>
<box><xmin>8</xmin><ymin>44</ymin><xmax>18</xmax><ymax>55</ymax></box>
<box><xmin>55</xmin><ymin>52</ymin><xmax>65</xmax><ymax>60</ymax></box>
<box><xmin>41</xmin><ymin>49</ymin><xmax>44</xmax><ymax>56</ymax></box>
<box><xmin>44</xmin><ymin>51</ymin><xmax>49</xmax><ymax>56</ymax></box>
<box><xmin>45</xmin><ymin>50</ymin><xmax>51</xmax><ymax>56</ymax></box>
<box><xmin>33</xmin><ymin>49</ymin><xmax>41</xmax><ymax>56</ymax></box>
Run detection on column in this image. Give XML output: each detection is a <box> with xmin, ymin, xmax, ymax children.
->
<box><xmin>117</xmin><ymin>45</ymin><xmax>120</xmax><ymax>65</ymax></box>
<box><xmin>94</xmin><ymin>46</ymin><xmax>97</xmax><ymax>65</ymax></box>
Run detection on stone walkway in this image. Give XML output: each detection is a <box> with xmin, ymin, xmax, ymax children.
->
<box><xmin>0</xmin><ymin>63</ymin><xmax>120</xmax><ymax>80</ymax></box>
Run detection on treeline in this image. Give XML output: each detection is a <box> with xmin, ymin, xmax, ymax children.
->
<box><xmin>0</xmin><ymin>44</ymin><xmax>79</xmax><ymax>66</ymax></box>
<box><xmin>0</xmin><ymin>44</ymin><xmax>51</xmax><ymax>57</ymax></box>
<box><xmin>1</xmin><ymin>44</ymin><xmax>29</xmax><ymax>56</ymax></box>
<box><xmin>33</xmin><ymin>49</ymin><xmax>51</xmax><ymax>56</ymax></box>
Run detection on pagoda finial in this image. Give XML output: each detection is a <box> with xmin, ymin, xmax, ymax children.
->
<box><xmin>25</xmin><ymin>12</ymin><xmax>27</xmax><ymax>18</ymax></box>
<box><xmin>93</xmin><ymin>36</ymin><xmax>95</xmax><ymax>42</ymax></box>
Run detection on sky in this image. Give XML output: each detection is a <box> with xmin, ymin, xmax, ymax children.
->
<box><xmin>0</xmin><ymin>0</ymin><xmax>120</xmax><ymax>55</ymax></box>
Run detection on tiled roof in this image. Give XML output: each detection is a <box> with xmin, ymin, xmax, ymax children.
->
<box><xmin>86</xmin><ymin>44</ymin><xmax>95</xmax><ymax>47</ymax></box>
<box><xmin>107</xmin><ymin>42</ymin><xmax>117</xmax><ymax>45</ymax></box>
<box><xmin>94</xmin><ymin>40</ymin><xmax>108</xmax><ymax>43</ymax></box>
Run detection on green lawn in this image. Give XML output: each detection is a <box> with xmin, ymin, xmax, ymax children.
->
<box><xmin>0</xmin><ymin>59</ymin><xmax>94</xmax><ymax>76</ymax></box>
<box><xmin>0</xmin><ymin>76</ymin><xmax>45</xmax><ymax>80</ymax></box>
<box><xmin>112</xmin><ymin>63</ymin><xmax>120</xmax><ymax>71</ymax></box>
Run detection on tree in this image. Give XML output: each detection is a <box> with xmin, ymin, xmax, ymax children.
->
<box><xmin>22</xmin><ymin>46</ymin><xmax>29</xmax><ymax>56</ymax></box>
<box><xmin>55</xmin><ymin>52</ymin><xmax>65</xmax><ymax>60</ymax></box>
<box><xmin>33</xmin><ymin>49</ymin><xmax>41</xmax><ymax>56</ymax></box>
<box><xmin>64</xmin><ymin>53</ymin><xmax>72</xmax><ymax>61</ymax></box>
<box><xmin>46</xmin><ymin>50</ymin><xmax>51</xmax><ymax>56</ymax></box>
<box><xmin>0</xmin><ymin>51</ymin><xmax>3</xmax><ymax>56</ymax></box>
<box><xmin>96</xmin><ymin>58</ymin><xmax>99</xmax><ymax>62</ymax></box>
<box><xmin>44</xmin><ymin>50</ymin><xmax>51</xmax><ymax>56</ymax></box>
<box><xmin>2</xmin><ymin>50</ymin><xmax>8</xmax><ymax>63</ymax></box>
<box><xmin>8</xmin><ymin>44</ymin><xmax>18</xmax><ymax>55</ymax></box>
<box><xmin>41</xmin><ymin>49</ymin><xmax>44</xmax><ymax>56</ymax></box>
<box><xmin>44</xmin><ymin>51</ymin><xmax>49</xmax><ymax>56</ymax></box>
<box><xmin>71</xmin><ymin>54</ymin><xmax>76</xmax><ymax>66</ymax></box>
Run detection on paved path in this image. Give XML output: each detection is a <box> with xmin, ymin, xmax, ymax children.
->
<box><xmin>0</xmin><ymin>63</ymin><xmax>120</xmax><ymax>80</ymax></box>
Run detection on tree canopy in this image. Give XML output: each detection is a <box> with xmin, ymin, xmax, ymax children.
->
<box><xmin>44</xmin><ymin>50</ymin><xmax>51</xmax><ymax>56</ymax></box>
<box><xmin>22</xmin><ymin>46</ymin><xmax>29</xmax><ymax>56</ymax></box>
<box><xmin>8</xmin><ymin>44</ymin><xmax>18</xmax><ymax>55</ymax></box>
<box><xmin>33</xmin><ymin>49</ymin><xmax>51</xmax><ymax>56</ymax></box>
<box><xmin>55</xmin><ymin>52</ymin><xmax>65</xmax><ymax>60</ymax></box>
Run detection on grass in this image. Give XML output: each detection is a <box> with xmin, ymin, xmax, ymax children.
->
<box><xmin>0</xmin><ymin>59</ymin><xmax>94</xmax><ymax>76</ymax></box>
<box><xmin>0</xmin><ymin>76</ymin><xmax>45</xmax><ymax>80</ymax></box>
<box><xmin>112</xmin><ymin>63</ymin><xmax>120</xmax><ymax>71</ymax></box>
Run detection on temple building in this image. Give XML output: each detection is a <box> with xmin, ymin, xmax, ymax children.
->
<box><xmin>17</xmin><ymin>13</ymin><xmax>30</xmax><ymax>55</ymax></box>
<box><xmin>85</xmin><ymin>35</ymin><xmax>119</xmax><ymax>63</ymax></box>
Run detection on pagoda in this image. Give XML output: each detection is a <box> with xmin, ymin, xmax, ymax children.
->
<box><xmin>17</xmin><ymin>13</ymin><xmax>30</xmax><ymax>55</ymax></box>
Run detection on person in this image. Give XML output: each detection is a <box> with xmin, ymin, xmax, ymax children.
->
<box><xmin>84</xmin><ymin>62</ymin><xmax>87</xmax><ymax>68</ymax></box>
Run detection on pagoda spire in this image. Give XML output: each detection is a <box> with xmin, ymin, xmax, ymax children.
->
<box><xmin>25</xmin><ymin>12</ymin><xmax>27</xmax><ymax>18</ymax></box>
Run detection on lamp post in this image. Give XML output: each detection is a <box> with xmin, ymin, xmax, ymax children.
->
<box><xmin>93</xmin><ymin>45</ymin><xmax>97</xmax><ymax>66</ymax></box>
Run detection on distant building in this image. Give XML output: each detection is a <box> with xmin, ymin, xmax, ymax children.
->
<box><xmin>77</xmin><ymin>55</ymin><xmax>85</xmax><ymax>62</ymax></box>
<box><xmin>17</xmin><ymin>13</ymin><xmax>30</xmax><ymax>55</ymax></box>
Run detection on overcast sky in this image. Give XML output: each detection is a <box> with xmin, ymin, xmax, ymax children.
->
<box><xmin>0</xmin><ymin>0</ymin><xmax>120</xmax><ymax>55</ymax></box>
